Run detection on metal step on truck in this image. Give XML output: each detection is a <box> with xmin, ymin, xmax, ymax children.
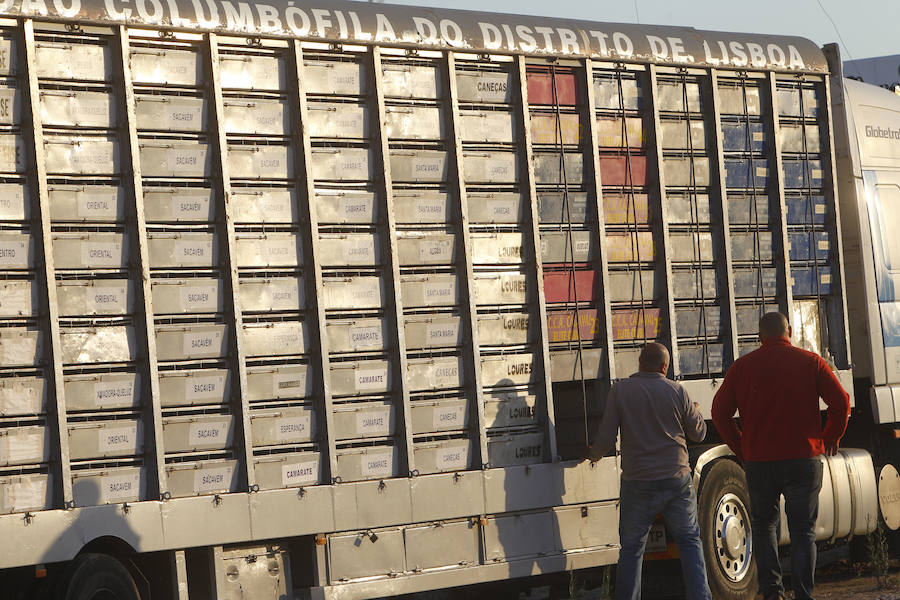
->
<box><xmin>0</xmin><ymin>0</ymin><xmax>895</xmax><ymax>598</ymax></box>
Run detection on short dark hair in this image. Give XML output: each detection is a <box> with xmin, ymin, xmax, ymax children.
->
<box><xmin>759</xmin><ymin>312</ymin><xmax>790</xmax><ymax>339</ymax></box>
<box><xmin>639</xmin><ymin>342</ymin><xmax>670</xmax><ymax>371</ymax></box>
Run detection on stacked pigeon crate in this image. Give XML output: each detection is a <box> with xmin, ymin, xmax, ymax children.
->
<box><xmin>380</xmin><ymin>52</ymin><xmax>477</xmax><ymax>475</ymax></box>
<box><xmin>594</xmin><ymin>68</ymin><xmax>666</xmax><ymax>377</ymax></box>
<box><xmin>718</xmin><ymin>75</ymin><xmax>782</xmax><ymax>356</ymax></box>
<box><xmin>132</xmin><ymin>35</ymin><xmax>238</xmax><ymax>498</ymax></box>
<box><xmin>455</xmin><ymin>57</ymin><xmax>545</xmax><ymax>467</ymax></box>
<box><xmin>36</xmin><ymin>31</ymin><xmax>146</xmax><ymax>506</ymax></box>
<box><xmin>776</xmin><ymin>78</ymin><xmax>835</xmax><ymax>357</ymax></box>
<box><xmin>657</xmin><ymin>73</ymin><xmax>726</xmax><ymax>376</ymax></box>
<box><xmin>0</xmin><ymin>30</ymin><xmax>53</xmax><ymax>515</ymax></box>
<box><xmin>527</xmin><ymin>63</ymin><xmax>605</xmax><ymax>458</ymax></box>
<box><xmin>304</xmin><ymin>48</ymin><xmax>400</xmax><ymax>482</ymax></box>
<box><xmin>215</xmin><ymin>40</ymin><xmax>320</xmax><ymax>491</ymax></box>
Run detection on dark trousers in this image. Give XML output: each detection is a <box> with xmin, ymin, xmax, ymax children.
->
<box><xmin>744</xmin><ymin>458</ymin><xmax>824</xmax><ymax>600</ymax></box>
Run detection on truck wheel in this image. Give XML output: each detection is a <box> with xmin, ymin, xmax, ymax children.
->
<box><xmin>60</xmin><ymin>553</ymin><xmax>141</xmax><ymax>600</ymax></box>
<box><xmin>698</xmin><ymin>460</ymin><xmax>756</xmax><ymax>600</ymax></box>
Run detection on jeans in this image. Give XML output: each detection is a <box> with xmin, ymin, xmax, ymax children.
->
<box><xmin>744</xmin><ymin>458</ymin><xmax>824</xmax><ymax>600</ymax></box>
<box><xmin>617</xmin><ymin>474</ymin><xmax>712</xmax><ymax>600</ymax></box>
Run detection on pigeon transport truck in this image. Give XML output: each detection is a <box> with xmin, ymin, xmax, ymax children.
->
<box><xmin>0</xmin><ymin>0</ymin><xmax>893</xmax><ymax>598</ymax></box>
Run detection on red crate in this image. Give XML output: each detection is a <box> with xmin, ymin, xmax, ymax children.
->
<box><xmin>603</xmin><ymin>193</ymin><xmax>650</xmax><ymax>225</ymax></box>
<box><xmin>546</xmin><ymin>309</ymin><xmax>602</xmax><ymax>343</ymax></box>
<box><xmin>543</xmin><ymin>269</ymin><xmax>599</xmax><ymax>303</ymax></box>
<box><xmin>610</xmin><ymin>308</ymin><xmax>662</xmax><ymax>341</ymax></box>
<box><xmin>605</xmin><ymin>232</ymin><xmax>655</xmax><ymax>262</ymax></box>
<box><xmin>599</xmin><ymin>154</ymin><xmax>647</xmax><ymax>187</ymax></box>
<box><xmin>526</xmin><ymin>69</ymin><xmax>578</xmax><ymax>106</ymax></box>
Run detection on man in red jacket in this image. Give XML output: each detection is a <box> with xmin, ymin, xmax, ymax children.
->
<box><xmin>711</xmin><ymin>312</ymin><xmax>849</xmax><ymax>600</ymax></box>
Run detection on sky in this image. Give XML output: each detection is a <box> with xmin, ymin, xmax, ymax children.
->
<box><xmin>384</xmin><ymin>0</ymin><xmax>900</xmax><ymax>62</ymax></box>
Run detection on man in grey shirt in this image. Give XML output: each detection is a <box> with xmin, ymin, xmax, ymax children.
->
<box><xmin>588</xmin><ymin>343</ymin><xmax>711</xmax><ymax>600</ymax></box>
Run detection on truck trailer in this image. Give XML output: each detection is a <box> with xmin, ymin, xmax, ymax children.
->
<box><xmin>0</xmin><ymin>0</ymin><xmax>894</xmax><ymax>598</ymax></box>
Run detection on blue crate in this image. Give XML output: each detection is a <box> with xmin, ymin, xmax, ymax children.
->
<box><xmin>676</xmin><ymin>306</ymin><xmax>722</xmax><ymax>338</ymax></box>
<box><xmin>791</xmin><ymin>265</ymin><xmax>833</xmax><ymax>296</ymax></box>
<box><xmin>722</xmin><ymin>121</ymin><xmax>765</xmax><ymax>153</ymax></box>
<box><xmin>782</xmin><ymin>159</ymin><xmax>824</xmax><ymax>189</ymax></box>
<box><xmin>788</xmin><ymin>231</ymin><xmax>830</xmax><ymax>261</ymax></box>
<box><xmin>785</xmin><ymin>195</ymin><xmax>826</xmax><ymax>225</ymax></box>
<box><xmin>725</xmin><ymin>158</ymin><xmax>769</xmax><ymax>189</ymax></box>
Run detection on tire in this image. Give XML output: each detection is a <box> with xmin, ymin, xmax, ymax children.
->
<box><xmin>698</xmin><ymin>460</ymin><xmax>757</xmax><ymax>600</ymax></box>
<box><xmin>59</xmin><ymin>553</ymin><xmax>141</xmax><ymax>600</ymax></box>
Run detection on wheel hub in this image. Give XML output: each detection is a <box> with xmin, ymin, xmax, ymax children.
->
<box><xmin>713</xmin><ymin>492</ymin><xmax>752</xmax><ymax>582</ymax></box>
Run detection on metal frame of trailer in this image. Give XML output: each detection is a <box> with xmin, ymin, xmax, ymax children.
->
<box><xmin>0</xmin><ymin>2</ymin><xmax>868</xmax><ymax>598</ymax></box>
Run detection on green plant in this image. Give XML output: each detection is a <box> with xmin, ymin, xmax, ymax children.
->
<box><xmin>866</xmin><ymin>515</ymin><xmax>891</xmax><ymax>590</ymax></box>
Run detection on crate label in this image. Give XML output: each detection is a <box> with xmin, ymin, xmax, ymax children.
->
<box><xmin>360</xmin><ymin>451</ymin><xmax>393</xmax><ymax>477</ymax></box>
<box><xmin>188</xmin><ymin>420</ymin><xmax>229</xmax><ymax>446</ymax></box>
<box><xmin>356</xmin><ymin>409</ymin><xmax>390</xmax><ymax>435</ymax></box>
<box><xmin>100</xmin><ymin>472</ymin><xmax>140</xmax><ymax>501</ymax></box>
<box><xmin>817</xmin><ymin>240</ymin><xmax>830</xmax><ymax>250</ymax></box>
<box><xmin>426</xmin><ymin>322</ymin><xmax>459</xmax><ymax>346</ymax></box>
<box><xmin>327</xmin><ymin>67</ymin><xmax>359</xmax><ymax>91</ymax></box>
<box><xmin>193</xmin><ymin>465</ymin><xmax>233</xmax><ymax>493</ymax></box>
<box><xmin>497</xmin><ymin>240</ymin><xmax>524</xmax><ymax>262</ymax></box>
<box><xmin>355</xmin><ymin>368</ymin><xmax>388</xmax><ymax>391</ymax></box>
<box><xmin>80</xmin><ymin>241</ymin><xmax>121</xmax><ymax>267</ymax></box>
<box><xmin>180</xmin><ymin>284</ymin><xmax>219</xmax><ymax>312</ymax></box>
<box><xmin>174</xmin><ymin>240</ymin><xmax>212</xmax><ymax>265</ymax></box>
<box><xmin>511</xmin><ymin>439</ymin><xmax>542</xmax><ymax>462</ymax></box>
<box><xmin>275</xmin><ymin>415</ymin><xmax>311</xmax><ymax>441</ymax></box>
<box><xmin>348</xmin><ymin>324</ymin><xmax>382</xmax><ymax>350</ymax></box>
<box><xmin>282</xmin><ymin>459</ymin><xmax>318</xmax><ymax>486</ymax></box>
<box><xmin>484</xmin><ymin>157</ymin><xmax>513</xmax><ymax>180</ymax></box>
<box><xmin>0</xmin><ymin>186</ymin><xmax>24</xmax><ymax>219</ymax></box>
<box><xmin>469</xmin><ymin>72</ymin><xmax>509</xmax><ymax>102</ymax></box>
<box><xmin>0</xmin><ymin>283</ymin><xmax>28</xmax><ymax>315</ymax></box>
<box><xmin>487</xmin><ymin>198</ymin><xmax>517</xmax><ymax>221</ymax></box>
<box><xmin>167</xmin><ymin>147</ymin><xmax>205</xmax><ymax>173</ymax></box>
<box><xmin>0</xmin><ymin>136</ymin><xmax>18</xmax><ymax>171</ymax></box>
<box><xmin>575</xmin><ymin>239</ymin><xmax>591</xmax><ymax>255</ymax></box>
<box><xmin>72</xmin><ymin>95</ymin><xmax>109</xmax><ymax>124</ymax></box>
<box><xmin>429</xmin><ymin>361</ymin><xmax>459</xmax><ymax>389</ymax></box>
<box><xmin>1</xmin><ymin>430</ymin><xmax>43</xmax><ymax>463</ymax></box>
<box><xmin>182</xmin><ymin>330</ymin><xmax>223</xmax><ymax>356</ymax></box>
<box><xmin>336</xmin><ymin>152</ymin><xmax>368</xmax><ymax>177</ymax></box>
<box><xmin>422</xmin><ymin>280</ymin><xmax>455</xmax><ymax>303</ymax></box>
<box><xmin>76</xmin><ymin>191</ymin><xmax>119</xmax><ymax>219</ymax></box>
<box><xmin>272</xmin><ymin>371</ymin><xmax>307</xmax><ymax>397</ymax></box>
<box><xmin>94</xmin><ymin>378</ymin><xmax>135</xmax><ymax>408</ymax></box>
<box><xmin>412</xmin><ymin>197</ymin><xmax>446</xmax><ymax>221</ymax></box>
<box><xmin>752</xmin><ymin>131</ymin><xmax>765</xmax><ymax>142</ymax></box>
<box><xmin>342</xmin><ymin>237</ymin><xmax>374</xmax><ymax>263</ymax></box>
<box><xmin>410</xmin><ymin>156</ymin><xmax>443</xmax><ymax>178</ymax></box>
<box><xmin>0</xmin><ymin>89</ymin><xmax>15</xmax><ymax>125</ymax></box>
<box><xmin>821</xmin><ymin>274</ymin><xmax>832</xmax><ymax>284</ymax></box>
<box><xmin>497</xmin><ymin>275</ymin><xmax>527</xmax><ymax>300</ymax></box>
<box><xmin>755</xmin><ymin>166</ymin><xmax>768</xmax><ymax>177</ymax></box>
<box><xmin>98</xmin><ymin>424</ymin><xmax>137</xmax><ymax>453</ymax></box>
<box><xmin>85</xmin><ymin>285</ymin><xmax>127</xmax><ymax>313</ymax></box>
<box><xmin>251</xmin><ymin>105</ymin><xmax>284</xmax><ymax>132</ymax></box>
<box><xmin>273</xmin><ymin>325</ymin><xmax>305</xmax><ymax>351</ymax></box>
<box><xmin>0</xmin><ymin>239</ymin><xmax>28</xmax><ymax>267</ymax></box>
<box><xmin>267</xmin><ymin>281</ymin><xmax>299</xmax><ymax>310</ymax></box>
<box><xmin>247</xmin><ymin>147</ymin><xmax>286</xmax><ymax>173</ymax></box>
<box><xmin>331</xmin><ymin>109</ymin><xmax>363</xmax><ymax>136</ymax></box>
<box><xmin>157</xmin><ymin>52</ymin><xmax>197</xmax><ymax>81</ymax></box>
<box><xmin>338</xmin><ymin>195</ymin><xmax>373</xmax><ymax>221</ymax></box>
<box><xmin>170</xmin><ymin>194</ymin><xmax>210</xmax><ymax>220</ymax></box>
<box><xmin>342</xmin><ymin>279</ymin><xmax>380</xmax><ymax>305</ymax></box>
<box><xmin>185</xmin><ymin>374</ymin><xmax>225</xmax><ymax>401</ymax></box>
<box><xmin>3</xmin><ymin>477</ymin><xmax>47</xmax><ymax>512</ymax></box>
<box><xmin>0</xmin><ymin>381</ymin><xmax>38</xmax><ymax>415</ymax></box>
<box><xmin>437</xmin><ymin>445</ymin><xmax>468</xmax><ymax>470</ymax></box>
<box><xmin>433</xmin><ymin>404</ymin><xmax>465</xmax><ymax>430</ymax></box>
<box><xmin>69</xmin><ymin>142</ymin><xmax>113</xmax><ymax>170</ymax></box>
<box><xmin>502</xmin><ymin>314</ymin><xmax>530</xmax><ymax>331</ymax></box>
<box><xmin>419</xmin><ymin>239</ymin><xmax>453</xmax><ymax>263</ymax></box>
<box><xmin>499</xmin><ymin>396</ymin><xmax>536</xmax><ymax>424</ymax></box>
<box><xmin>812</xmin><ymin>169</ymin><xmax>823</xmax><ymax>179</ymax></box>
<box><xmin>252</xmin><ymin>192</ymin><xmax>292</xmax><ymax>221</ymax></box>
